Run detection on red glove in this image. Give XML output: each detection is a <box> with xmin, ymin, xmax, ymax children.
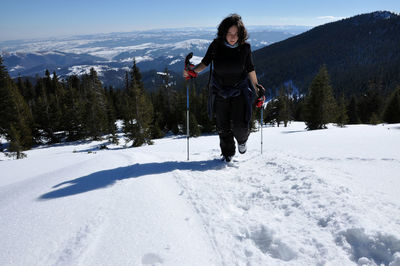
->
<box><xmin>255</xmin><ymin>96</ymin><xmax>265</xmax><ymax>108</ymax></box>
<box><xmin>255</xmin><ymin>84</ymin><xmax>265</xmax><ymax>108</ymax></box>
<box><xmin>185</xmin><ymin>64</ymin><xmax>198</xmax><ymax>80</ymax></box>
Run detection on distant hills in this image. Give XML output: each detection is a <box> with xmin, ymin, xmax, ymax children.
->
<box><xmin>253</xmin><ymin>11</ymin><xmax>400</xmax><ymax>97</ymax></box>
<box><xmin>0</xmin><ymin>26</ymin><xmax>306</xmax><ymax>90</ymax></box>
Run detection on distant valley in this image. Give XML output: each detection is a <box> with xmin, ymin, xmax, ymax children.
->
<box><xmin>0</xmin><ymin>26</ymin><xmax>309</xmax><ymax>89</ymax></box>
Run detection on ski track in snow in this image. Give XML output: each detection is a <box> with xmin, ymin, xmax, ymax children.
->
<box><xmin>50</xmin><ymin>207</ymin><xmax>107</xmax><ymax>266</ymax></box>
<box><xmin>173</xmin><ymin>148</ymin><xmax>400</xmax><ymax>265</ymax></box>
<box><xmin>174</xmin><ymin>153</ymin><xmax>334</xmax><ymax>265</ymax></box>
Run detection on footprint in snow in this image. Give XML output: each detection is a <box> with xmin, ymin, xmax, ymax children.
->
<box><xmin>142</xmin><ymin>253</ymin><xmax>163</xmax><ymax>265</ymax></box>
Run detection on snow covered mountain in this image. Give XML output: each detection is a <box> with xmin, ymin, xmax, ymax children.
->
<box><xmin>1</xmin><ymin>122</ymin><xmax>400</xmax><ymax>265</ymax></box>
<box><xmin>0</xmin><ymin>26</ymin><xmax>307</xmax><ymax>87</ymax></box>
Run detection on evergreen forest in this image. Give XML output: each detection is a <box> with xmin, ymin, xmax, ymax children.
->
<box><xmin>1</xmin><ymin>54</ymin><xmax>400</xmax><ymax>159</ymax></box>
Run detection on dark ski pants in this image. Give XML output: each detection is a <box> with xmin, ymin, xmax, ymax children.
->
<box><xmin>214</xmin><ymin>93</ymin><xmax>249</xmax><ymax>157</ymax></box>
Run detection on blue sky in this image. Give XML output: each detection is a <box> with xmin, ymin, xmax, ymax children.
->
<box><xmin>0</xmin><ymin>0</ymin><xmax>399</xmax><ymax>41</ymax></box>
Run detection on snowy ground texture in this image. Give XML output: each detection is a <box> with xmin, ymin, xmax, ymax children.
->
<box><xmin>1</xmin><ymin>122</ymin><xmax>400</xmax><ymax>266</ymax></box>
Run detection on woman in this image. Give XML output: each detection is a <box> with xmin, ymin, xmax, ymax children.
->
<box><xmin>183</xmin><ymin>14</ymin><xmax>265</xmax><ymax>162</ymax></box>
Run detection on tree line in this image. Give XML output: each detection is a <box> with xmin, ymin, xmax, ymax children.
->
<box><xmin>0</xmin><ymin>57</ymin><xmax>214</xmax><ymax>158</ymax></box>
<box><xmin>1</xmin><ymin>56</ymin><xmax>400</xmax><ymax>159</ymax></box>
<box><xmin>261</xmin><ymin>65</ymin><xmax>400</xmax><ymax>129</ymax></box>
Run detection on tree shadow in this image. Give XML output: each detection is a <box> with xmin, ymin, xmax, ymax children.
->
<box><xmin>38</xmin><ymin>159</ymin><xmax>224</xmax><ymax>200</ymax></box>
<box><xmin>34</xmin><ymin>139</ymin><xmax>93</xmax><ymax>150</ymax></box>
<box><xmin>281</xmin><ymin>130</ymin><xmax>307</xmax><ymax>134</ymax></box>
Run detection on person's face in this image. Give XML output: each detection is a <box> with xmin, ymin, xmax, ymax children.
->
<box><xmin>226</xmin><ymin>25</ymin><xmax>239</xmax><ymax>45</ymax></box>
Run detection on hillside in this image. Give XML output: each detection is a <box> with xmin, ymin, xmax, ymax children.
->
<box><xmin>1</xmin><ymin>122</ymin><xmax>400</xmax><ymax>265</ymax></box>
<box><xmin>253</xmin><ymin>11</ymin><xmax>400</xmax><ymax>97</ymax></box>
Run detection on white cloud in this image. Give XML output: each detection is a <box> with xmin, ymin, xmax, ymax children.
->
<box><xmin>317</xmin><ymin>16</ymin><xmax>345</xmax><ymax>20</ymax></box>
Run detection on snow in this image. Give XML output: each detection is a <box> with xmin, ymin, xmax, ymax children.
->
<box><xmin>1</xmin><ymin>122</ymin><xmax>400</xmax><ymax>265</ymax></box>
<box><xmin>1</xmin><ymin>37</ymin><xmax>212</xmax><ymax>63</ymax></box>
<box><xmin>121</xmin><ymin>55</ymin><xmax>154</xmax><ymax>63</ymax></box>
<box><xmin>67</xmin><ymin>65</ymin><xmax>119</xmax><ymax>76</ymax></box>
<box><xmin>190</xmin><ymin>55</ymin><xmax>203</xmax><ymax>65</ymax></box>
<box><xmin>169</xmin><ymin>54</ymin><xmax>202</xmax><ymax>66</ymax></box>
<box><xmin>48</xmin><ymin>40</ymin><xmax>208</xmax><ymax>61</ymax></box>
<box><xmin>9</xmin><ymin>65</ymin><xmax>24</xmax><ymax>72</ymax></box>
<box><xmin>169</xmin><ymin>58</ymin><xmax>181</xmax><ymax>65</ymax></box>
<box><xmin>171</xmin><ymin>39</ymin><xmax>211</xmax><ymax>51</ymax></box>
<box><xmin>372</xmin><ymin>11</ymin><xmax>395</xmax><ymax>20</ymax></box>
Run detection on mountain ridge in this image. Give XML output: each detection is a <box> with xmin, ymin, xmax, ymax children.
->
<box><xmin>253</xmin><ymin>11</ymin><xmax>400</xmax><ymax>97</ymax></box>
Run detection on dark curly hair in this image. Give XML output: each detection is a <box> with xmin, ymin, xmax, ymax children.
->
<box><xmin>217</xmin><ymin>14</ymin><xmax>248</xmax><ymax>45</ymax></box>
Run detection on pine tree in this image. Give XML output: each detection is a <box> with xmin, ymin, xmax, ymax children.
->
<box><xmin>63</xmin><ymin>75</ymin><xmax>85</xmax><ymax>140</ymax></box>
<box><xmin>16</xmin><ymin>77</ymin><xmax>26</xmax><ymax>98</ymax></box>
<box><xmin>123</xmin><ymin>60</ymin><xmax>154</xmax><ymax>146</ymax></box>
<box><xmin>149</xmin><ymin>121</ymin><xmax>164</xmax><ymax>139</ymax></box>
<box><xmin>171</xmin><ymin>87</ymin><xmax>186</xmax><ymax>135</ymax></box>
<box><xmin>25</xmin><ymin>79</ymin><xmax>35</xmax><ymax>106</ymax></box>
<box><xmin>16</xmin><ymin>77</ymin><xmax>35</xmax><ymax>108</ymax></box>
<box><xmin>358</xmin><ymin>89</ymin><xmax>385</xmax><ymax>124</ymax></box>
<box><xmin>336</xmin><ymin>92</ymin><xmax>349</xmax><ymax>127</ymax></box>
<box><xmin>185</xmin><ymin>112</ymin><xmax>201</xmax><ymax>137</ymax></box>
<box><xmin>0</xmin><ymin>56</ymin><xmax>10</xmax><ymax>136</ymax></box>
<box><xmin>151</xmin><ymin>68</ymin><xmax>176</xmax><ymax>135</ymax></box>
<box><xmin>277</xmin><ymin>85</ymin><xmax>290</xmax><ymax>127</ymax></box>
<box><xmin>8</xmin><ymin>125</ymin><xmax>26</xmax><ymax>159</ymax></box>
<box><xmin>347</xmin><ymin>95</ymin><xmax>360</xmax><ymax>124</ymax></box>
<box><xmin>292</xmin><ymin>95</ymin><xmax>305</xmax><ymax>122</ymax></box>
<box><xmin>9</xmin><ymin>89</ymin><xmax>34</xmax><ymax>149</ymax></box>
<box><xmin>263</xmin><ymin>100</ymin><xmax>278</xmax><ymax>126</ymax></box>
<box><xmin>161</xmin><ymin>68</ymin><xmax>173</xmax><ymax>128</ymax></box>
<box><xmin>369</xmin><ymin>113</ymin><xmax>380</xmax><ymax>125</ymax></box>
<box><xmin>32</xmin><ymin>74</ymin><xmax>61</xmax><ymax>143</ymax></box>
<box><xmin>0</xmin><ymin>56</ymin><xmax>33</xmax><ymax>152</ymax></box>
<box><xmin>105</xmin><ymin>87</ymin><xmax>119</xmax><ymax>144</ymax></box>
<box><xmin>304</xmin><ymin>65</ymin><xmax>337</xmax><ymax>130</ymax></box>
<box><xmin>44</xmin><ymin>70</ymin><xmax>60</xmax><ymax>136</ymax></box>
<box><xmin>185</xmin><ymin>79</ymin><xmax>201</xmax><ymax>136</ymax></box>
<box><xmin>198</xmin><ymin>84</ymin><xmax>214</xmax><ymax>133</ymax></box>
<box><xmin>82</xmin><ymin>68</ymin><xmax>108</xmax><ymax>140</ymax></box>
<box><xmin>383</xmin><ymin>86</ymin><xmax>400</xmax><ymax>123</ymax></box>
<box><xmin>50</xmin><ymin>71</ymin><xmax>65</xmax><ymax>132</ymax></box>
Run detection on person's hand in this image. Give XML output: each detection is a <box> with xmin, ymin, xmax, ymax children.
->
<box><xmin>183</xmin><ymin>67</ymin><xmax>197</xmax><ymax>80</ymax></box>
<box><xmin>255</xmin><ymin>84</ymin><xmax>266</xmax><ymax>108</ymax></box>
<box><xmin>183</xmin><ymin>69</ymin><xmax>189</xmax><ymax>78</ymax></box>
<box><xmin>256</xmin><ymin>84</ymin><xmax>265</xmax><ymax>98</ymax></box>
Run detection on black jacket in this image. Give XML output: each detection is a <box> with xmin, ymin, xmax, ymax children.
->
<box><xmin>202</xmin><ymin>39</ymin><xmax>256</xmax><ymax>122</ymax></box>
<box><xmin>202</xmin><ymin>39</ymin><xmax>255</xmax><ymax>87</ymax></box>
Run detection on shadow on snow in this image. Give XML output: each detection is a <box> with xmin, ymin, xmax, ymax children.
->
<box><xmin>38</xmin><ymin>159</ymin><xmax>224</xmax><ymax>200</ymax></box>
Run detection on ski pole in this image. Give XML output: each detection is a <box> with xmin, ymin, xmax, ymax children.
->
<box><xmin>186</xmin><ymin>81</ymin><xmax>190</xmax><ymax>160</ymax></box>
<box><xmin>261</xmin><ymin>107</ymin><xmax>263</xmax><ymax>154</ymax></box>
<box><xmin>184</xmin><ymin>52</ymin><xmax>194</xmax><ymax>161</ymax></box>
<box><xmin>256</xmin><ymin>84</ymin><xmax>265</xmax><ymax>155</ymax></box>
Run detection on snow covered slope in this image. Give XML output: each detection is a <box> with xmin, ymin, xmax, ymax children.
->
<box><xmin>1</xmin><ymin>122</ymin><xmax>400</xmax><ymax>265</ymax></box>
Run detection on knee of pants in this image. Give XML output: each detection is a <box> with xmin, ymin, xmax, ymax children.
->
<box><xmin>233</xmin><ymin>126</ymin><xmax>249</xmax><ymax>142</ymax></box>
<box><xmin>218</xmin><ymin>129</ymin><xmax>233</xmax><ymax>138</ymax></box>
